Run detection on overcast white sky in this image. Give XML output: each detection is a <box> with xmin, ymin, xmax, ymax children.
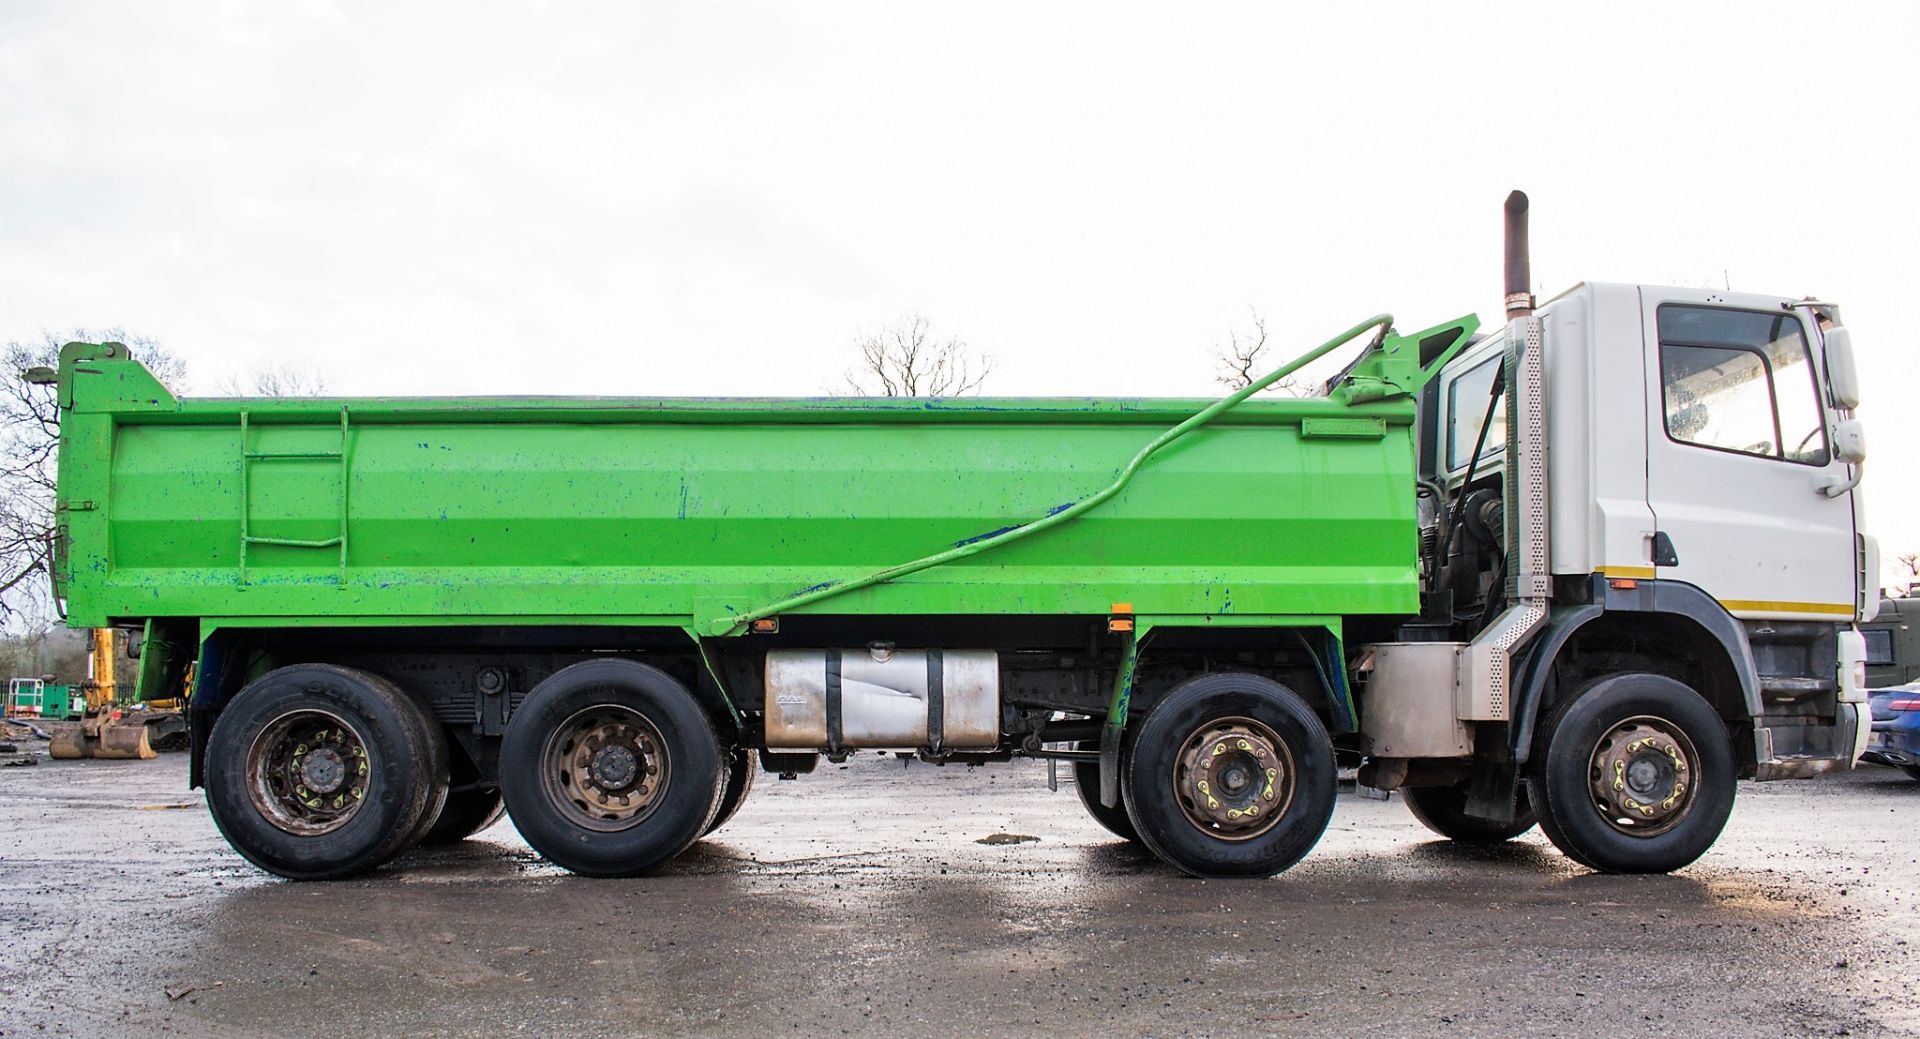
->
<box><xmin>4</xmin><ymin>2</ymin><xmax>1918</xmax><ymax>572</ymax></box>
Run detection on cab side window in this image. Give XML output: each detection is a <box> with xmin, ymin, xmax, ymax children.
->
<box><xmin>1446</xmin><ymin>355</ymin><xmax>1505</xmax><ymax>471</ymax></box>
<box><xmin>1658</xmin><ymin>305</ymin><xmax>1829</xmax><ymax>466</ymax></box>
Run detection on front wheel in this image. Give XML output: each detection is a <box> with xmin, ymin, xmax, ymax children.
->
<box><xmin>1122</xmin><ymin>673</ymin><xmax>1336</xmax><ymax>878</ymax></box>
<box><xmin>1402</xmin><ymin>783</ymin><xmax>1537</xmax><ymax>843</ymax></box>
<box><xmin>499</xmin><ymin>659</ymin><xmax>724</xmax><ymax>877</ymax></box>
<box><xmin>1530</xmin><ymin>672</ymin><xmax>1735</xmax><ymax>874</ymax></box>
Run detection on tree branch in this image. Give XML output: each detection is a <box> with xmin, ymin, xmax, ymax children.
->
<box><xmin>839</xmin><ymin>312</ymin><xmax>991</xmax><ymax>398</ymax></box>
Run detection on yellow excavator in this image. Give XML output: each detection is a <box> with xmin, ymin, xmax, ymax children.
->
<box><xmin>49</xmin><ymin>629</ymin><xmax>157</xmax><ymax>760</ymax></box>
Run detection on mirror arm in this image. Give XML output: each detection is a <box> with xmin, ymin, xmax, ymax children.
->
<box><xmin>1820</xmin><ymin>464</ymin><xmax>1863</xmax><ymax>499</ymax></box>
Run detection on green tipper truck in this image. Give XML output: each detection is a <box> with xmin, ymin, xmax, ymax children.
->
<box><xmin>46</xmin><ymin>194</ymin><xmax>1874</xmax><ymax>880</ymax></box>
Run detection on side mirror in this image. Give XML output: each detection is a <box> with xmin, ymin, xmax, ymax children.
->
<box><xmin>1832</xmin><ymin>417</ymin><xmax>1866</xmax><ymax>465</ymax></box>
<box><xmin>1825</xmin><ymin>327</ymin><xmax>1861</xmax><ymax>410</ymax></box>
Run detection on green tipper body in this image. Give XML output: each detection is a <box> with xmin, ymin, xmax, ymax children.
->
<box><xmin>51</xmin><ymin>322</ymin><xmax>1468</xmax><ymax>639</ymax></box>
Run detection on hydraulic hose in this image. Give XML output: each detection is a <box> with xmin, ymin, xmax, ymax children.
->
<box><xmin>708</xmin><ymin>313</ymin><xmax>1395</xmax><ymax>636</ymax></box>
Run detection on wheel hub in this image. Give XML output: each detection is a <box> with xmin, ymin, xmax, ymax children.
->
<box><xmin>1588</xmin><ymin>716</ymin><xmax>1697</xmax><ymax>836</ymax></box>
<box><xmin>299</xmin><ymin>747</ymin><xmax>347</xmax><ymax>794</ymax></box>
<box><xmin>1173</xmin><ymin>720</ymin><xmax>1294</xmax><ymax>841</ymax></box>
<box><xmin>246</xmin><ymin>712</ymin><xmax>370</xmax><ymax>836</ymax></box>
<box><xmin>545</xmin><ymin>707</ymin><xmax>668</xmax><ymax>831</ymax></box>
<box><xmin>590</xmin><ymin>745</ymin><xmax>639</xmax><ymax>789</ymax></box>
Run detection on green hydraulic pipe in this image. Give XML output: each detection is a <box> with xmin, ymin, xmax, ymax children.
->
<box><xmin>708</xmin><ymin>313</ymin><xmax>1396</xmax><ymax>636</ymax></box>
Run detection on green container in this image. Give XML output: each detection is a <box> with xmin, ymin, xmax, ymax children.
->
<box><xmin>51</xmin><ymin>318</ymin><xmax>1471</xmax><ymax>643</ymax></box>
<box><xmin>40</xmin><ymin>684</ymin><xmax>77</xmax><ymax>720</ymax></box>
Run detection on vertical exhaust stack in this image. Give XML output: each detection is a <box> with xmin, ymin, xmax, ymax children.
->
<box><xmin>1455</xmin><ymin>191</ymin><xmax>1550</xmax><ymax>723</ymax></box>
<box><xmin>1499</xmin><ymin>189</ymin><xmax>1549</xmax><ymax>607</ymax></box>
<box><xmin>1504</xmin><ymin>190</ymin><xmax>1534</xmax><ymax>320</ymax></box>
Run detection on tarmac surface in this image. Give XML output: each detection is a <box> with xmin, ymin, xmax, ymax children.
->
<box><xmin>1</xmin><ymin>746</ymin><xmax>1917</xmax><ymax>1039</ymax></box>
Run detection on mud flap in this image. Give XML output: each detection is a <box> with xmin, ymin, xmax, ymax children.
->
<box><xmin>1097</xmin><ymin>633</ymin><xmax>1140</xmax><ymax>809</ymax></box>
<box><xmin>1462</xmin><ymin>761</ymin><xmax>1522</xmax><ymax>823</ymax></box>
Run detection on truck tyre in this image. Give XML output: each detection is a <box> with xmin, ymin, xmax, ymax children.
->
<box><xmin>1402</xmin><ymin>784</ymin><xmax>1537</xmax><ymax>843</ymax></box>
<box><xmin>385</xmin><ymin>691</ymin><xmax>450</xmax><ymax>860</ymax></box>
<box><xmin>499</xmin><ymin>659</ymin><xmax>724</xmax><ymax>877</ymax></box>
<box><xmin>1073</xmin><ymin>740</ymin><xmax>1139</xmax><ymax>842</ymax></box>
<box><xmin>204</xmin><ymin>665</ymin><xmax>439</xmax><ymax>881</ymax></box>
<box><xmin>420</xmin><ymin>788</ymin><xmax>507</xmax><ymax>844</ymax></box>
<box><xmin>703</xmin><ymin>745</ymin><xmax>756</xmax><ymax>836</ymax></box>
<box><xmin>1530</xmin><ymin>672</ymin><xmax>1735</xmax><ymax>874</ymax></box>
<box><xmin>1122</xmin><ymin>673</ymin><xmax>1336</xmax><ymax>878</ymax></box>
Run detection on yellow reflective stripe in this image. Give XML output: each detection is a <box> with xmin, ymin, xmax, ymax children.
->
<box><xmin>1594</xmin><ymin>571</ymin><xmax>1854</xmax><ymax>616</ymax></box>
<box><xmin>1717</xmin><ymin>599</ymin><xmax>1855</xmax><ymax>617</ymax></box>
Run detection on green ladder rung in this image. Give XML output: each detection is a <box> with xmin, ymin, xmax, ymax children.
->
<box><xmin>243</xmin><ymin>535</ymin><xmax>344</xmax><ymax>548</ymax></box>
<box><xmin>244</xmin><ymin>450</ymin><xmax>345</xmax><ymax>460</ymax></box>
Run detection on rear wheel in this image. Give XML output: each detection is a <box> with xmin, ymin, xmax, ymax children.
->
<box><xmin>1902</xmin><ymin>765</ymin><xmax>1920</xmax><ymax>783</ymax></box>
<box><xmin>1122</xmin><ymin>673</ymin><xmax>1336</xmax><ymax>878</ymax></box>
<box><xmin>420</xmin><ymin>787</ymin><xmax>507</xmax><ymax>844</ymax></box>
<box><xmin>1402</xmin><ymin>784</ymin><xmax>1537</xmax><ymax>843</ymax></box>
<box><xmin>385</xmin><ymin>693</ymin><xmax>449</xmax><ymax>860</ymax></box>
<box><xmin>205</xmin><ymin>665</ymin><xmax>438</xmax><ymax>881</ymax></box>
<box><xmin>1072</xmin><ymin>740</ymin><xmax>1138</xmax><ymax>842</ymax></box>
<box><xmin>499</xmin><ymin>659</ymin><xmax>724</xmax><ymax>877</ymax></box>
<box><xmin>1530</xmin><ymin>672</ymin><xmax>1735</xmax><ymax>873</ymax></box>
<box><xmin>703</xmin><ymin>745</ymin><xmax>756</xmax><ymax>836</ymax></box>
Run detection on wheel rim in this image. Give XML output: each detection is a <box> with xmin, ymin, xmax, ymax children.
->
<box><xmin>246</xmin><ymin>709</ymin><xmax>370</xmax><ymax>836</ymax></box>
<box><xmin>540</xmin><ymin>705</ymin><xmax>670</xmax><ymax>832</ymax></box>
<box><xmin>1171</xmin><ymin>716</ymin><xmax>1295</xmax><ymax>841</ymax></box>
<box><xmin>1587</xmin><ymin>714</ymin><xmax>1699</xmax><ymax>837</ymax></box>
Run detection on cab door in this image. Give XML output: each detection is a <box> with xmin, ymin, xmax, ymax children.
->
<box><xmin>1640</xmin><ymin>288</ymin><xmax>1856</xmax><ymax>620</ymax></box>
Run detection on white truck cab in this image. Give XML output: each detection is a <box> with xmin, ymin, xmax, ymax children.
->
<box><xmin>1359</xmin><ymin>193</ymin><xmax>1871</xmax><ymax>873</ymax></box>
<box><xmin>1435</xmin><ymin>282</ymin><xmax>1870</xmax><ymax>626</ymax></box>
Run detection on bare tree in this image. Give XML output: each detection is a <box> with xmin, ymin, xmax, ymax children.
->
<box><xmin>0</xmin><ymin>330</ymin><xmax>185</xmax><ymax>626</ymax></box>
<box><xmin>1896</xmin><ymin>553</ymin><xmax>1920</xmax><ymax>597</ymax></box>
<box><xmin>217</xmin><ymin>362</ymin><xmax>328</xmax><ymax>397</ymax></box>
<box><xmin>841</xmin><ymin>313</ymin><xmax>991</xmax><ymax>396</ymax></box>
<box><xmin>0</xmin><ymin>625</ymin><xmax>87</xmax><ymax>685</ymax></box>
<box><xmin>1213</xmin><ymin>308</ymin><xmax>1301</xmax><ymax>395</ymax></box>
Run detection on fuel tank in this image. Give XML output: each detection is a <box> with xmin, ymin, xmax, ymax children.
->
<box><xmin>764</xmin><ymin>647</ymin><xmax>999</xmax><ymax>752</ymax></box>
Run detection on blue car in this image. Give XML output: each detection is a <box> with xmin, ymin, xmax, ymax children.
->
<box><xmin>1865</xmin><ymin>684</ymin><xmax>1920</xmax><ymax>780</ymax></box>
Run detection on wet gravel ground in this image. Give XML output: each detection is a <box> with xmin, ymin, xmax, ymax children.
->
<box><xmin>1</xmin><ymin>748</ymin><xmax>1917</xmax><ymax>1039</ymax></box>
